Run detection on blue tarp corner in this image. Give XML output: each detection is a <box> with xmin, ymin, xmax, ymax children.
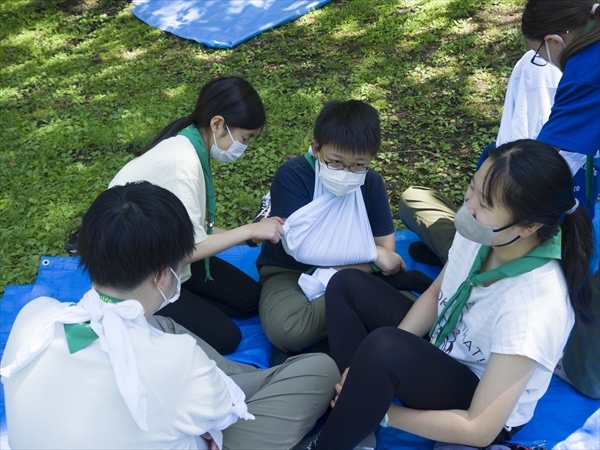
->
<box><xmin>131</xmin><ymin>0</ymin><xmax>334</xmax><ymax>49</ymax></box>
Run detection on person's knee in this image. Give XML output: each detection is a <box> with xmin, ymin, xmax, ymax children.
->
<box><xmin>398</xmin><ymin>187</ymin><xmax>418</xmax><ymax>216</ymax></box>
<box><xmin>233</xmin><ymin>296</ymin><xmax>260</xmax><ymax>318</ymax></box>
<box><xmin>399</xmin><ymin>186</ymin><xmax>435</xmax><ymax>225</ymax></box>
<box><xmin>292</xmin><ymin>352</ymin><xmax>339</xmax><ymax>376</ymax></box>
<box><xmin>578</xmin><ymin>382</ymin><xmax>600</xmax><ymax>399</ymax></box>
<box><xmin>284</xmin><ymin>353</ymin><xmax>340</xmax><ymax>397</ymax></box>
<box><xmin>326</xmin><ymin>269</ymin><xmax>369</xmax><ymax>309</ymax></box>
<box><xmin>355</xmin><ymin>327</ymin><xmax>403</xmax><ymax>367</ymax></box>
<box><xmin>310</xmin><ymin>354</ymin><xmax>340</xmax><ymax>400</ymax></box>
<box><xmin>214</xmin><ymin>325</ymin><xmax>243</xmax><ymax>355</ymax></box>
<box><xmin>399</xmin><ymin>186</ymin><xmax>424</xmax><ymax>203</ymax></box>
<box><xmin>260</xmin><ymin>290</ymin><xmax>325</xmax><ymax>352</ymax></box>
<box><xmin>305</xmin><ymin>352</ymin><xmax>341</xmax><ymax>380</ymax></box>
<box><xmin>263</xmin><ymin>320</ymin><xmax>318</xmax><ymax>352</ymax></box>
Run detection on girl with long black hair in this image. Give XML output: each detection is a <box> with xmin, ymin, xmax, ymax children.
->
<box><xmin>110</xmin><ymin>76</ymin><xmax>284</xmax><ymax>354</ymax></box>
<box><xmin>309</xmin><ymin>140</ymin><xmax>593</xmax><ymax>449</ymax></box>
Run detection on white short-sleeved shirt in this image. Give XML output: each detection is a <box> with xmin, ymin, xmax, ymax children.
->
<box><xmin>1</xmin><ymin>297</ymin><xmax>236</xmax><ymax>449</ymax></box>
<box><xmin>109</xmin><ymin>135</ymin><xmax>207</xmax><ymax>281</ymax></box>
<box><xmin>434</xmin><ymin>232</ymin><xmax>575</xmax><ymax>427</ymax></box>
<box><xmin>496</xmin><ymin>50</ymin><xmax>561</xmax><ymax>147</ymax></box>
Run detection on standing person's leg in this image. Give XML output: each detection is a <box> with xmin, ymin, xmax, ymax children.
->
<box><xmin>398</xmin><ymin>186</ymin><xmax>458</xmax><ymax>263</ymax></box>
<box><xmin>184</xmin><ymin>256</ymin><xmax>261</xmax><ymax>317</ymax></box>
<box><xmin>312</xmin><ymin>327</ymin><xmax>480</xmax><ymax>450</ymax></box>
<box><xmin>326</xmin><ymin>269</ymin><xmax>416</xmax><ymax>371</ymax></box>
<box><xmin>223</xmin><ymin>353</ymin><xmax>339</xmax><ymax>450</ymax></box>
<box><xmin>155</xmin><ymin>288</ymin><xmax>242</xmax><ymax>355</ymax></box>
<box><xmin>259</xmin><ymin>267</ymin><xmax>327</xmax><ymax>352</ymax></box>
<box><xmin>561</xmin><ymin>268</ymin><xmax>600</xmax><ymax>398</ymax></box>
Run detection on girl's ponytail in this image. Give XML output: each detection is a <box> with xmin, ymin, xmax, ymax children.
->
<box><xmin>560</xmin><ymin>204</ymin><xmax>594</xmax><ymax>323</ymax></box>
<box><xmin>135</xmin><ymin>116</ymin><xmax>193</xmax><ymax>157</ymax></box>
<box><xmin>486</xmin><ymin>140</ymin><xmax>594</xmax><ymax>324</ymax></box>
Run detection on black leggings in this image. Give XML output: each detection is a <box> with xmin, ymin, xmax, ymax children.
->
<box><xmin>372</xmin><ymin>269</ymin><xmax>434</xmax><ymax>294</ymax></box>
<box><xmin>317</xmin><ymin>269</ymin><xmax>516</xmax><ymax>449</ymax></box>
<box><xmin>155</xmin><ymin>256</ymin><xmax>260</xmax><ymax>354</ymax></box>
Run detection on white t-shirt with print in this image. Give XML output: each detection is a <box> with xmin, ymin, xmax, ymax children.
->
<box><xmin>109</xmin><ymin>135</ymin><xmax>207</xmax><ymax>281</ymax></box>
<box><xmin>433</xmin><ymin>232</ymin><xmax>575</xmax><ymax>427</ymax></box>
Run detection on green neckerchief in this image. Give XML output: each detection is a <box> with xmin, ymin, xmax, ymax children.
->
<box><xmin>63</xmin><ymin>292</ymin><xmax>122</xmax><ymax>354</ymax></box>
<box><xmin>582</xmin><ymin>18</ymin><xmax>596</xmax><ymax>34</ymax></box>
<box><xmin>304</xmin><ymin>151</ymin><xmax>316</xmax><ymax>169</ymax></box>
<box><xmin>430</xmin><ymin>231</ymin><xmax>562</xmax><ymax>347</ymax></box>
<box><xmin>179</xmin><ymin>124</ymin><xmax>215</xmax><ymax>281</ymax></box>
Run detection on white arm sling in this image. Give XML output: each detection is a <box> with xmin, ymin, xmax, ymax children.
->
<box><xmin>281</xmin><ymin>151</ymin><xmax>378</xmax><ymax>299</ymax></box>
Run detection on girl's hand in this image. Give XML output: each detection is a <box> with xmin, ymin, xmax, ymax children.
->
<box><xmin>200</xmin><ymin>432</ymin><xmax>219</xmax><ymax>450</ymax></box>
<box><xmin>248</xmin><ymin>216</ymin><xmax>285</xmax><ymax>244</ymax></box>
<box><xmin>374</xmin><ymin>247</ymin><xmax>407</xmax><ymax>276</ymax></box>
<box><xmin>330</xmin><ymin>367</ymin><xmax>349</xmax><ymax>408</ymax></box>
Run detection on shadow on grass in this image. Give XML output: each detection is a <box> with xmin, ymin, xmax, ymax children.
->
<box><xmin>0</xmin><ymin>0</ymin><xmax>527</xmax><ymax>289</ymax></box>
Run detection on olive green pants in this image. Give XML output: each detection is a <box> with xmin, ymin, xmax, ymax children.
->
<box><xmin>149</xmin><ymin>316</ymin><xmax>339</xmax><ymax>449</ymax></box>
<box><xmin>258</xmin><ymin>266</ymin><xmax>327</xmax><ymax>352</ymax></box>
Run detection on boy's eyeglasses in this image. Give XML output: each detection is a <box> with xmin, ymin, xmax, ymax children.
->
<box><xmin>322</xmin><ymin>156</ymin><xmax>369</xmax><ymax>174</ymax></box>
<box><xmin>530</xmin><ymin>41</ymin><xmax>548</xmax><ymax>66</ymax></box>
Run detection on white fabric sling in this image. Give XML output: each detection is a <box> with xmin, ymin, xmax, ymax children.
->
<box><xmin>299</xmin><ymin>267</ymin><xmax>338</xmax><ymax>301</ymax></box>
<box><xmin>282</xmin><ymin>148</ymin><xmax>378</xmax><ymax>299</ymax></box>
<box><xmin>209</xmin><ymin>367</ymin><xmax>255</xmax><ymax>449</ymax></box>
<box><xmin>0</xmin><ymin>289</ymin><xmax>254</xmax><ymax>437</ymax></box>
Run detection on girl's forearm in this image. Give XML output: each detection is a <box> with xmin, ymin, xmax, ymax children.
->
<box><xmin>386</xmin><ymin>405</ymin><xmax>498</xmax><ymax>448</ymax></box>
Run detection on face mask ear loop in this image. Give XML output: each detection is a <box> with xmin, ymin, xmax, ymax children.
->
<box><xmin>544</xmin><ymin>40</ymin><xmax>553</xmax><ymax>66</ymax></box>
<box><xmin>490</xmin><ymin>235</ymin><xmax>521</xmax><ymax>248</ymax></box>
<box><xmin>225</xmin><ymin>124</ymin><xmax>235</xmax><ymax>144</ymax></box>
<box><xmin>154</xmin><ymin>273</ymin><xmax>168</xmax><ymax>303</ymax></box>
<box><xmin>492</xmin><ymin>222</ymin><xmax>517</xmax><ymax>233</ymax></box>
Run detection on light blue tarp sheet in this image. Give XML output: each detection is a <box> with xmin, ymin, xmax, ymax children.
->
<box><xmin>1</xmin><ymin>224</ymin><xmax>599</xmax><ymax>449</ymax></box>
<box><xmin>131</xmin><ymin>0</ymin><xmax>333</xmax><ymax>48</ymax></box>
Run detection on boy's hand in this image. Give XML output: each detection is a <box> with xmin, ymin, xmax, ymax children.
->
<box><xmin>374</xmin><ymin>247</ymin><xmax>406</xmax><ymax>276</ymax></box>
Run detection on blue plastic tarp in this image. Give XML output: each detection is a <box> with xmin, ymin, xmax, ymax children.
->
<box><xmin>131</xmin><ymin>0</ymin><xmax>333</xmax><ymax>48</ymax></box>
<box><xmin>1</xmin><ymin>224</ymin><xmax>599</xmax><ymax>448</ymax></box>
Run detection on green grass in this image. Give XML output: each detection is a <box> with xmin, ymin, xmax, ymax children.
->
<box><xmin>0</xmin><ymin>0</ymin><xmax>527</xmax><ymax>293</ymax></box>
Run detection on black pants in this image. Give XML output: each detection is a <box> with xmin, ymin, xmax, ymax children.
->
<box><xmin>155</xmin><ymin>256</ymin><xmax>260</xmax><ymax>354</ymax></box>
<box><xmin>316</xmin><ymin>269</ymin><xmax>521</xmax><ymax>449</ymax></box>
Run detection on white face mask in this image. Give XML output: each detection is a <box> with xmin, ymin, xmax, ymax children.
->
<box><xmin>544</xmin><ymin>40</ymin><xmax>555</xmax><ymax>66</ymax></box>
<box><xmin>454</xmin><ymin>203</ymin><xmax>520</xmax><ymax>247</ymax></box>
<box><xmin>210</xmin><ymin>125</ymin><xmax>247</xmax><ymax>163</ymax></box>
<box><xmin>318</xmin><ymin>160</ymin><xmax>367</xmax><ymax>196</ymax></box>
<box><xmin>545</xmin><ymin>35</ymin><xmax>566</xmax><ymax>67</ymax></box>
<box><xmin>156</xmin><ymin>268</ymin><xmax>182</xmax><ymax>311</ymax></box>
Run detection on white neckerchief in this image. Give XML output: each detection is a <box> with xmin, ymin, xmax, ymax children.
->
<box><xmin>0</xmin><ymin>288</ymin><xmax>160</xmax><ymax>431</ymax></box>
